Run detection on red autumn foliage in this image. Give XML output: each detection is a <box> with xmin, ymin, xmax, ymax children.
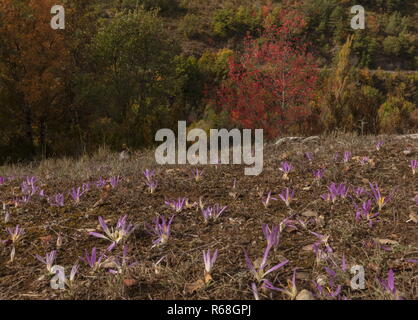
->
<box><xmin>214</xmin><ymin>12</ymin><xmax>318</xmax><ymax>139</ymax></box>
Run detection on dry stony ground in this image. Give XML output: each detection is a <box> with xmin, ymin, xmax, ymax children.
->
<box><xmin>0</xmin><ymin>133</ymin><xmax>417</xmax><ymax>300</ymax></box>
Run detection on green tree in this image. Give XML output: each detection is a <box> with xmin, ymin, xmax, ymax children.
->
<box><xmin>90</xmin><ymin>9</ymin><xmax>180</xmax><ymax>147</ymax></box>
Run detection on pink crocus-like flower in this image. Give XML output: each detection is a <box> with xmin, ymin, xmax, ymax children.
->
<box><xmin>203</xmin><ymin>249</ymin><xmax>218</xmax><ymax>283</ymax></box>
<box><xmin>7</xmin><ymin>225</ymin><xmax>25</xmax><ymax>244</ymax></box>
<box><xmin>409</xmin><ymin>160</ymin><xmax>417</xmax><ymax>175</ymax></box>
<box><xmin>379</xmin><ymin>269</ymin><xmax>402</xmax><ymax>300</ymax></box>
<box><xmin>369</xmin><ymin>182</ymin><xmax>392</xmax><ymax>210</ymax></box>
<box><xmin>69</xmin><ymin>186</ymin><xmax>87</xmax><ymax>205</ymax></box>
<box><xmin>251</xmin><ymin>282</ymin><xmax>260</xmax><ymax>300</ymax></box>
<box><xmin>313</xmin><ymin>169</ymin><xmax>325</xmax><ymax>181</ymax></box>
<box><xmin>261</xmin><ymin>191</ymin><xmax>277</xmax><ymax>208</ymax></box>
<box><xmin>201</xmin><ymin>204</ymin><xmax>227</xmax><ymax>223</ymax></box>
<box><xmin>262</xmin><ymin>224</ymin><xmax>280</xmax><ymax>249</ymax></box>
<box><xmin>375</xmin><ymin>141</ymin><xmax>384</xmax><ymax>151</ymax></box>
<box><xmin>146</xmin><ymin>180</ymin><xmax>158</xmax><ymax>193</ymax></box>
<box><xmin>279</xmin><ymin>162</ymin><xmax>293</xmax><ymax>180</ymax></box>
<box><xmin>35</xmin><ymin>250</ymin><xmax>57</xmax><ymax>274</ymax></box>
<box><xmin>343</xmin><ymin>151</ymin><xmax>351</xmax><ymax>163</ymax></box>
<box><xmin>89</xmin><ymin>215</ymin><xmax>134</xmax><ymax>251</ymax></box>
<box><xmin>191</xmin><ymin>168</ymin><xmax>204</xmax><ymax>182</ymax></box>
<box><xmin>244</xmin><ymin>242</ymin><xmax>288</xmax><ymax>283</ymax></box>
<box><xmin>354</xmin><ymin>200</ymin><xmax>380</xmax><ymax>227</ymax></box>
<box><xmin>165</xmin><ymin>197</ymin><xmax>187</xmax><ymax>212</ymax></box>
<box><xmin>81</xmin><ymin>247</ymin><xmax>106</xmax><ymax>270</ymax></box>
<box><xmin>49</xmin><ymin>193</ymin><xmax>64</xmax><ymax>207</ymax></box>
<box><xmin>109</xmin><ymin>176</ymin><xmax>121</xmax><ymax>189</ymax></box>
<box><xmin>108</xmin><ymin>246</ymin><xmax>137</xmax><ymax>274</ymax></box>
<box><xmin>143</xmin><ymin>169</ymin><xmax>156</xmax><ymax>182</ymax></box>
<box><xmin>146</xmin><ymin>215</ymin><xmax>174</xmax><ymax>247</ymax></box>
<box><xmin>279</xmin><ymin>188</ymin><xmax>294</xmax><ymax>207</ymax></box>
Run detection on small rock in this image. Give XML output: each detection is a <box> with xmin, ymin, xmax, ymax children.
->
<box><xmin>303</xmin><ymin>136</ymin><xmax>320</xmax><ymax>143</ymax></box>
<box><xmin>275</xmin><ymin>137</ymin><xmax>302</xmax><ymax>145</ymax></box>
<box><xmin>302</xmin><ymin>210</ymin><xmax>318</xmax><ymax>218</ymax></box>
<box><xmin>296</xmin><ymin>289</ymin><xmax>316</xmax><ymax>300</ymax></box>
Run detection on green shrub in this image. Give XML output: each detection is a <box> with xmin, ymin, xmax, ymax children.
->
<box><xmin>378</xmin><ymin>95</ymin><xmax>414</xmax><ymax>133</ymax></box>
<box><xmin>212</xmin><ymin>6</ymin><xmax>262</xmax><ymax>38</ymax></box>
<box><xmin>179</xmin><ymin>14</ymin><xmax>201</xmax><ymax>39</ymax></box>
<box><xmin>138</xmin><ymin>0</ymin><xmax>180</xmax><ymax>13</ymax></box>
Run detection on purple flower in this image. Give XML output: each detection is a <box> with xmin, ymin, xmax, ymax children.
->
<box><xmin>313</xmin><ymin>279</ymin><xmax>342</xmax><ymax>299</ymax></box>
<box><xmin>251</xmin><ymin>283</ymin><xmax>260</xmax><ymax>300</ymax></box>
<box><xmin>19</xmin><ymin>195</ymin><xmax>31</xmax><ymax>204</ymax></box>
<box><xmin>69</xmin><ymin>187</ymin><xmax>87</xmax><ymax>205</ymax></box>
<box><xmin>89</xmin><ymin>215</ymin><xmax>134</xmax><ymax>251</ymax></box>
<box><xmin>343</xmin><ymin>151</ymin><xmax>351</xmax><ymax>163</ymax></box>
<box><xmin>49</xmin><ymin>193</ymin><xmax>64</xmax><ymax>207</ymax></box>
<box><xmin>244</xmin><ymin>245</ymin><xmax>288</xmax><ymax>283</ymax></box>
<box><xmin>165</xmin><ymin>197</ymin><xmax>187</xmax><ymax>212</ymax></box>
<box><xmin>279</xmin><ymin>215</ymin><xmax>298</xmax><ymax>232</ymax></box>
<box><xmin>146</xmin><ymin>180</ymin><xmax>158</xmax><ymax>193</ymax></box>
<box><xmin>191</xmin><ymin>168</ymin><xmax>204</xmax><ymax>182</ymax></box>
<box><xmin>375</xmin><ymin>141</ymin><xmax>384</xmax><ymax>151</ymax></box>
<box><xmin>146</xmin><ymin>215</ymin><xmax>174</xmax><ymax>247</ymax></box>
<box><xmin>320</xmin><ymin>192</ymin><xmax>336</xmax><ymax>203</ymax></box>
<box><xmin>379</xmin><ymin>269</ymin><xmax>402</xmax><ymax>299</ymax></box>
<box><xmin>353</xmin><ymin>186</ymin><xmax>366</xmax><ymax>197</ymax></box>
<box><xmin>261</xmin><ymin>191</ymin><xmax>277</xmax><ymax>208</ymax></box>
<box><xmin>143</xmin><ymin>169</ymin><xmax>156</xmax><ymax>182</ymax></box>
<box><xmin>0</xmin><ymin>177</ymin><xmax>5</xmax><ymax>185</ymax></box>
<box><xmin>81</xmin><ymin>247</ymin><xmax>105</xmax><ymax>270</ymax></box>
<box><xmin>4</xmin><ymin>211</ymin><xmax>10</xmax><ymax>224</ymax></box>
<box><xmin>109</xmin><ymin>176</ymin><xmax>121</xmax><ymax>189</ymax></box>
<box><xmin>265</xmin><ymin>269</ymin><xmax>298</xmax><ymax>298</ymax></box>
<box><xmin>21</xmin><ymin>176</ymin><xmax>39</xmax><ymax>196</ymax></box>
<box><xmin>108</xmin><ymin>246</ymin><xmax>137</xmax><ymax>274</ymax></box>
<box><xmin>410</xmin><ymin>160</ymin><xmax>417</xmax><ymax>175</ymax></box>
<box><xmin>323</xmin><ymin>183</ymin><xmax>348</xmax><ymax>203</ymax></box>
<box><xmin>354</xmin><ymin>200</ymin><xmax>380</xmax><ymax>227</ymax></box>
<box><xmin>35</xmin><ymin>250</ymin><xmax>57</xmax><ymax>274</ymax></box>
<box><xmin>313</xmin><ymin>169</ymin><xmax>325</xmax><ymax>181</ymax></box>
<box><xmin>201</xmin><ymin>204</ymin><xmax>227</xmax><ymax>223</ymax></box>
<box><xmin>341</xmin><ymin>254</ymin><xmax>347</xmax><ymax>272</ymax></box>
<box><xmin>330</xmin><ymin>183</ymin><xmax>349</xmax><ymax>198</ymax></box>
<box><xmin>68</xmin><ymin>264</ymin><xmax>79</xmax><ymax>283</ymax></box>
<box><xmin>95</xmin><ymin>177</ymin><xmax>107</xmax><ymax>188</ymax></box>
<box><xmin>310</xmin><ymin>231</ymin><xmax>333</xmax><ymax>257</ymax></box>
<box><xmin>360</xmin><ymin>156</ymin><xmax>370</xmax><ymax>165</ymax></box>
<box><xmin>279</xmin><ymin>162</ymin><xmax>293</xmax><ymax>179</ymax></box>
<box><xmin>305</xmin><ymin>152</ymin><xmax>314</xmax><ymax>162</ymax></box>
<box><xmin>369</xmin><ymin>182</ymin><xmax>391</xmax><ymax>210</ymax></box>
<box><xmin>262</xmin><ymin>224</ymin><xmax>280</xmax><ymax>249</ymax></box>
<box><xmin>203</xmin><ymin>249</ymin><xmax>218</xmax><ymax>283</ymax></box>
<box><xmin>7</xmin><ymin>225</ymin><xmax>24</xmax><ymax>244</ymax></box>
<box><xmin>279</xmin><ymin>188</ymin><xmax>295</xmax><ymax>207</ymax></box>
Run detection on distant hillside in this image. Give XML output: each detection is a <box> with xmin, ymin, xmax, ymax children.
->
<box><xmin>105</xmin><ymin>0</ymin><xmax>418</xmax><ymax>69</ymax></box>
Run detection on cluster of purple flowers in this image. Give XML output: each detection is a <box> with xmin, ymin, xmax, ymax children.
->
<box><xmin>165</xmin><ymin>197</ymin><xmax>187</xmax><ymax>212</ymax></box>
<box><xmin>144</xmin><ymin>169</ymin><xmax>158</xmax><ymax>193</ymax></box>
<box><xmin>201</xmin><ymin>204</ymin><xmax>227</xmax><ymax>223</ymax></box>
<box><xmin>321</xmin><ymin>183</ymin><xmax>349</xmax><ymax>203</ymax></box>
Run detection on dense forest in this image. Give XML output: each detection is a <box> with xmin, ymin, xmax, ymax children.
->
<box><xmin>0</xmin><ymin>0</ymin><xmax>417</xmax><ymax>163</ymax></box>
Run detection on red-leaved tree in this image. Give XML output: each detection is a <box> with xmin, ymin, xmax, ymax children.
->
<box><xmin>214</xmin><ymin>11</ymin><xmax>318</xmax><ymax>138</ymax></box>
